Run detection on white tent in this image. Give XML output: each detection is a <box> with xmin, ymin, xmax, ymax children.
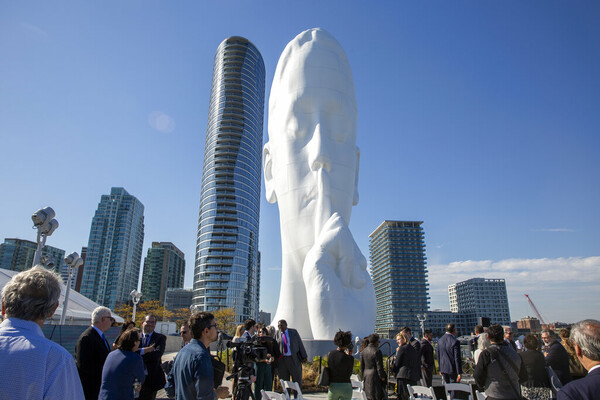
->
<box><xmin>0</xmin><ymin>268</ymin><xmax>124</xmax><ymax>325</ymax></box>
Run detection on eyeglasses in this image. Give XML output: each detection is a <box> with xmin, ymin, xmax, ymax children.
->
<box><xmin>209</xmin><ymin>323</ymin><xmax>218</xmax><ymax>329</ymax></box>
<box><xmin>180</xmin><ymin>331</ymin><xmax>189</xmax><ymax>335</ymax></box>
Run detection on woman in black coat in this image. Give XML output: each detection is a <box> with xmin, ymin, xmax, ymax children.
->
<box><xmin>519</xmin><ymin>334</ymin><xmax>552</xmax><ymax>400</ymax></box>
<box><xmin>392</xmin><ymin>332</ymin><xmax>420</xmax><ymax>400</ymax></box>
<box><xmin>327</xmin><ymin>330</ymin><xmax>356</xmax><ymax>400</ymax></box>
<box><xmin>360</xmin><ymin>334</ymin><xmax>386</xmax><ymax>400</ymax></box>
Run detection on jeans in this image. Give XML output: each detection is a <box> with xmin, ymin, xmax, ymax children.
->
<box><xmin>328</xmin><ymin>382</ymin><xmax>353</xmax><ymax>400</ymax></box>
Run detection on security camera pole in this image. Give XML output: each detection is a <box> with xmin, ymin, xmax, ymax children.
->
<box><xmin>60</xmin><ymin>252</ymin><xmax>84</xmax><ymax>324</ymax></box>
<box><xmin>31</xmin><ymin>207</ymin><xmax>59</xmax><ymax>267</ymax></box>
<box><xmin>417</xmin><ymin>313</ymin><xmax>428</xmax><ymax>339</ymax></box>
<box><xmin>130</xmin><ymin>290</ymin><xmax>142</xmax><ymax>321</ymax></box>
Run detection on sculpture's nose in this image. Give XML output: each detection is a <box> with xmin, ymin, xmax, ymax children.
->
<box><xmin>308</xmin><ymin>123</ymin><xmax>331</xmax><ymax>172</ymax></box>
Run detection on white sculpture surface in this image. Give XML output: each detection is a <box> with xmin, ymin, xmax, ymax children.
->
<box><xmin>263</xmin><ymin>28</ymin><xmax>376</xmax><ymax>340</ymax></box>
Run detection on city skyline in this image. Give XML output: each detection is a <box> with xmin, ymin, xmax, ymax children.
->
<box><xmin>1</xmin><ymin>2</ymin><xmax>598</xmax><ymax>324</ymax></box>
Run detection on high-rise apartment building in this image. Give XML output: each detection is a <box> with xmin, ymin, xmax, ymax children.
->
<box><xmin>448</xmin><ymin>278</ymin><xmax>511</xmax><ymax>327</ymax></box>
<box><xmin>193</xmin><ymin>37</ymin><xmax>265</xmax><ymax>323</ymax></box>
<box><xmin>80</xmin><ymin>187</ymin><xmax>145</xmax><ymax>309</ymax></box>
<box><xmin>141</xmin><ymin>242</ymin><xmax>185</xmax><ymax>305</ymax></box>
<box><xmin>164</xmin><ymin>288</ymin><xmax>193</xmax><ymax>311</ymax></box>
<box><xmin>0</xmin><ymin>238</ymin><xmax>67</xmax><ymax>279</ymax></box>
<box><xmin>369</xmin><ymin>221</ymin><xmax>430</xmax><ymax>337</ymax></box>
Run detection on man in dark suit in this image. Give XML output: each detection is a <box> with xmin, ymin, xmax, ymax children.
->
<box><xmin>542</xmin><ymin>328</ymin><xmax>572</xmax><ymax>385</ymax></box>
<box><xmin>557</xmin><ymin>319</ymin><xmax>600</xmax><ymax>400</ymax></box>
<box><xmin>436</xmin><ymin>323</ymin><xmax>462</xmax><ymax>383</ymax></box>
<box><xmin>276</xmin><ymin>319</ymin><xmax>307</xmax><ymax>391</ymax></box>
<box><xmin>420</xmin><ymin>329</ymin><xmax>435</xmax><ymax>387</ymax></box>
<box><xmin>139</xmin><ymin>314</ymin><xmax>167</xmax><ymax>400</ymax></box>
<box><xmin>75</xmin><ymin>306</ymin><xmax>114</xmax><ymax>400</ymax></box>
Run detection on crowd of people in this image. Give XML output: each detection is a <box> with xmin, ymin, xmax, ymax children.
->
<box><xmin>1</xmin><ymin>266</ymin><xmax>599</xmax><ymax>400</ymax></box>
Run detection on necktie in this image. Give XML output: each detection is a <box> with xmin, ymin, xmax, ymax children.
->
<box><xmin>101</xmin><ymin>333</ymin><xmax>110</xmax><ymax>351</ymax></box>
<box><xmin>282</xmin><ymin>331</ymin><xmax>288</xmax><ymax>353</ymax></box>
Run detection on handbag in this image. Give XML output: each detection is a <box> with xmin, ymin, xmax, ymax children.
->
<box><xmin>318</xmin><ymin>366</ymin><xmax>330</xmax><ymax>386</ymax></box>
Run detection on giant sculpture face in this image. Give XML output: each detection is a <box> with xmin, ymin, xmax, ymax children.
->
<box><xmin>264</xmin><ymin>28</ymin><xmax>376</xmax><ymax>340</ymax></box>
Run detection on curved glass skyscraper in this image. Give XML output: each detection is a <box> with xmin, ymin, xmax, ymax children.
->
<box><xmin>194</xmin><ymin>37</ymin><xmax>265</xmax><ymax>323</ymax></box>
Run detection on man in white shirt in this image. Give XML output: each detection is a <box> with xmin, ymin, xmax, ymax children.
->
<box><xmin>0</xmin><ymin>266</ymin><xmax>84</xmax><ymax>399</ymax></box>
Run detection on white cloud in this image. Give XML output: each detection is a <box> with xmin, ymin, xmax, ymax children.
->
<box><xmin>148</xmin><ymin>111</ymin><xmax>175</xmax><ymax>133</ymax></box>
<box><xmin>427</xmin><ymin>256</ymin><xmax>600</xmax><ymax>323</ymax></box>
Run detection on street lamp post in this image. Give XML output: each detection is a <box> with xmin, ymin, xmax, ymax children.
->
<box><xmin>131</xmin><ymin>290</ymin><xmax>142</xmax><ymax>321</ymax></box>
<box><xmin>60</xmin><ymin>252</ymin><xmax>83</xmax><ymax>325</ymax></box>
<box><xmin>417</xmin><ymin>313</ymin><xmax>428</xmax><ymax>339</ymax></box>
<box><xmin>31</xmin><ymin>207</ymin><xmax>59</xmax><ymax>267</ymax></box>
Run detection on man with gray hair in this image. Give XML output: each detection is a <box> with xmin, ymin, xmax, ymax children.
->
<box><xmin>558</xmin><ymin>319</ymin><xmax>600</xmax><ymax>399</ymax></box>
<box><xmin>0</xmin><ymin>266</ymin><xmax>84</xmax><ymax>399</ymax></box>
<box><xmin>76</xmin><ymin>305</ymin><xmax>114</xmax><ymax>400</ymax></box>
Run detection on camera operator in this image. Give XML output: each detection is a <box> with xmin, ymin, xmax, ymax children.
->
<box><xmin>229</xmin><ymin>334</ymin><xmax>274</xmax><ymax>400</ymax></box>
<box><xmin>242</xmin><ymin>319</ymin><xmax>257</xmax><ymax>342</ymax></box>
<box><xmin>165</xmin><ymin>312</ymin><xmax>229</xmax><ymax>400</ymax></box>
<box><xmin>255</xmin><ymin>327</ymin><xmax>281</xmax><ymax>400</ymax></box>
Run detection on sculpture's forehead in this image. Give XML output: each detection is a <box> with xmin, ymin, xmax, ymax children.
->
<box><xmin>270</xmin><ymin>29</ymin><xmax>356</xmax><ymax>108</ymax></box>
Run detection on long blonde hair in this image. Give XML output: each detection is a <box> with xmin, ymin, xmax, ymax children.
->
<box><xmin>234</xmin><ymin>324</ymin><xmax>244</xmax><ymax>339</ymax></box>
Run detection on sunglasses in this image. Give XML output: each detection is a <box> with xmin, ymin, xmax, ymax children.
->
<box><xmin>180</xmin><ymin>331</ymin><xmax>189</xmax><ymax>335</ymax></box>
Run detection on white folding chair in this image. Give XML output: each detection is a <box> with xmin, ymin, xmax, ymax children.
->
<box><xmin>444</xmin><ymin>382</ymin><xmax>472</xmax><ymax>400</ymax></box>
<box><xmin>280</xmin><ymin>379</ymin><xmax>304</xmax><ymax>400</ymax></box>
<box><xmin>474</xmin><ymin>390</ymin><xmax>487</xmax><ymax>400</ymax></box>
<box><xmin>351</xmin><ymin>388</ymin><xmax>368</xmax><ymax>400</ymax></box>
<box><xmin>407</xmin><ymin>384</ymin><xmax>437</xmax><ymax>400</ymax></box>
<box><xmin>350</xmin><ymin>378</ymin><xmax>364</xmax><ymax>390</ymax></box>
<box><xmin>261</xmin><ymin>390</ymin><xmax>287</xmax><ymax>400</ymax></box>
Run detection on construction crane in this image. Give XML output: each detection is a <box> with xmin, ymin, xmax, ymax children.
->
<box><xmin>524</xmin><ymin>294</ymin><xmax>547</xmax><ymax>327</ymax></box>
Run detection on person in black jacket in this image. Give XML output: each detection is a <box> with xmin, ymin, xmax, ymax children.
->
<box><xmin>420</xmin><ymin>329</ymin><xmax>435</xmax><ymax>387</ymax></box>
<box><xmin>327</xmin><ymin>330</ymin><xmax>355</xmax><ymax>400</ymax></box>
<box><xmin>393</xmin><ymin>331</ymin><xmax>420</xmax><ymax>400</ymax></box>
<box><xmin>360</xmin><ymin>334</ymin><xmax>386</xmax><ymax>400</ymax></box>
<box><xmin>519</xmin><ymin>334</ymin><xmax>551</xmax><ymax>400</ymax></box>
<box><xmin>75</xmin><ymin>306</ymin><xmax>114</xmax><ymax>400</ymax></box>
<box><xmin>542</xmin><ymin>329</ymin><xmax>572</xmax><ymax>385</ymax></box>
<box><xmin>138</xmin><ymin>314</ymin><xmax>167</xmax><ymax>400</ymax></box>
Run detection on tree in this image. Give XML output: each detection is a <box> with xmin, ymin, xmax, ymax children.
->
<box><xmin>213</xmin><ymin>308</ymin><xmax>236</xmax><ymax>336</ymax></box>
<box><xmin>113</xmin><ymin>300</ymin><xmax>173</xmax><ymax>327</ymax></box>
<box><xmin>170</xmin><ymin>308</ymin><xmax>192</xmax><ymax>328</ymax></box>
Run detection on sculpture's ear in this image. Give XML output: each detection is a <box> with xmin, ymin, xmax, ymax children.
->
<box><xmin>353</xmin><ymin>146</ymin><xmax>360</xmax><ymax>206</ymax></box>
<box><xmin>263</xmin><ymin>142</ymin><xmax>277</xmax><ymax>204</ymax></box>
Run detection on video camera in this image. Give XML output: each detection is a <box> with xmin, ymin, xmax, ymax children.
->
<box><xmin>227</xmin><ymin>335</ymin><xmax>275</xmax><ymax>366</ymax></box>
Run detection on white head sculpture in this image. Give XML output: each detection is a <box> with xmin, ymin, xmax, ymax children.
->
<box><xmin>264</xmin><ymin>28</ymin><xmax>376</xmax><ymax>340</ymax></box>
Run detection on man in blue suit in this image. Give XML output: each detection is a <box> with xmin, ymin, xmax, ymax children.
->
<box><xmin>436</xmin><ymin>323</ymin><xmax>462</xmax><ymax>383</ymax></box>
<box><xmin>558</xmin><ymin>319</ymin><xmax>600</xmax><ymax>400</ymax></box>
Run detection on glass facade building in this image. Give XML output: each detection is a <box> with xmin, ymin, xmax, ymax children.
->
<box><xmin>141</xmin><ymin>242</ymin><xmax>185</xmax><ymax>306</ymax></box>
<box><xmin>0</xmin><ymin>238</ymin><xmax>68</xmax><ymax>285</ymax></box>
<box><xmin>193</xmin><ymin>37</ymin><xmax>265</xmax><ymax>323</ymax></box>
<box><xmin>369</xmin><ymin>220</ymin><xmax>430</xmax><ymax>338</ymax></box>
<box><xmin>80</xmin><ymin>187</ymin><xmax>145</xmax><ymax>309</ymax></box>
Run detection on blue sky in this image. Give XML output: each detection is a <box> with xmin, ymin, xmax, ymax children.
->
<box><xmin>1</xmin><ymin>1</ymin><xmax>599</xmax><ymax>324</ymax></box>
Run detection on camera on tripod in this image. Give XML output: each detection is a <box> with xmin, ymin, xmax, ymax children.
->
<box><xmin>227</xmin><ymin>336</ymin><xmax>273</xmax><ymax>366</ymax></box>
